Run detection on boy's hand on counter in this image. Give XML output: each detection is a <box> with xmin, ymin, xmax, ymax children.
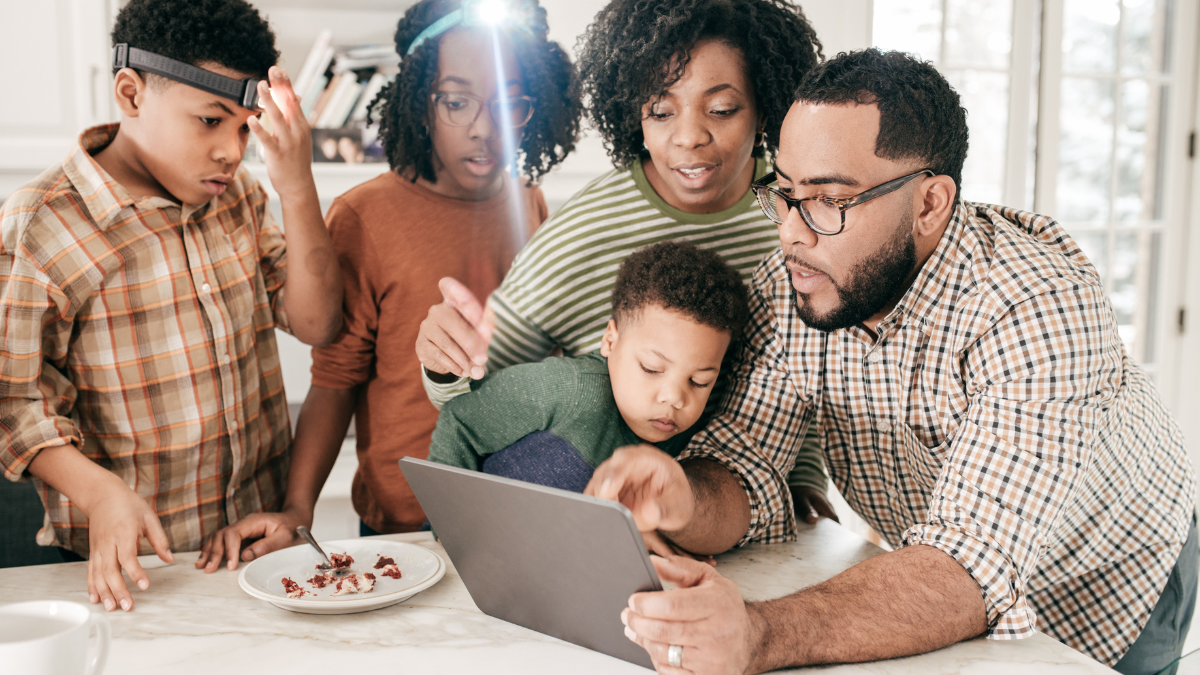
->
<box><xmin>196</xmin><ymin>508</ymin><xmax>310</xmax><ymax>573</ymax></box>
<box><xmin>83</xmin><ymin>479</ymin><xmax>175</xmax><ymax>612</ymax></box>
<box><xmin>247</xmin><ymin>66</ymin><xmax>315</xmax><ymax>201</ymax></box>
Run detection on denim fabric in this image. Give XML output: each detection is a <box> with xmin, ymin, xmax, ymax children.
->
<box><xmin>1114</xmin><ymin>513</ymin><xmax>1198</xmax><ymax>675</ymax></box>
<box><xmin>481</xmin><ymin>430</ymin><xmax>595</xmax><ymax>493</ymax></box>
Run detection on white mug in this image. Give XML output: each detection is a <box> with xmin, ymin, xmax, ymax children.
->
<box><xmin>0</xmin><ymin>600</ymin><xmax>110</xmax><ymax>675</ymax></box>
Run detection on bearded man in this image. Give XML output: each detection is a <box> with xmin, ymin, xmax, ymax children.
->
<box><xmin>587</xmin><ymin>49</ymin><xmax>1197</xmax><ymax>675</ymax></box>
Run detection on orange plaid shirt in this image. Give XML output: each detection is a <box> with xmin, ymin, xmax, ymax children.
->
<box><xmin>0</xmin><ymin>125</ymin><xmax>293</xmax><ymax>556</ymax></box>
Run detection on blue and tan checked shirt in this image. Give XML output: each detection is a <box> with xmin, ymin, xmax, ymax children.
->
<box><xmin>0</xmin><ymin>125</ymin><xmax>292</xmax><ymax>557</ymax></box>
<box><xmin>679</xmin><ymin>202</ymin><xmax>1195</xmax><ymax>666</ymax></box>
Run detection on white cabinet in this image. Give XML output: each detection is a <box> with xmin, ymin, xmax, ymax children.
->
<box><xmin>0</xmin><ymin>0</ymin><xmax>118</xmax><ymax>200</ymax></box>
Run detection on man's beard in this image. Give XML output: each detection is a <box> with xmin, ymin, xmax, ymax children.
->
<box><xmin>789</xmin><ymin>209</ymin><xmax>918</xmax><ymax>332</ymax></box>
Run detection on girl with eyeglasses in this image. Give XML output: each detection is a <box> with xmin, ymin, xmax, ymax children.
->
<box><xmin>196</xmin><ymin>0</ymin><xmax>582</xmax><ymax>566</ymax></box>
<box><xmin>415</xmin><ymin>0</ymin><xmax>836</xmax><ymax>546</ymax></box>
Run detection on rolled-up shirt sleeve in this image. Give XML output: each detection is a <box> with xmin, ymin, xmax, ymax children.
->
<box><xmin>678</xmin><ymin>264</ymin><xmax>819</xmax><ymax>546</ymax></box>
<box><xmin>904</xmin><ymin>282</ymin><xmax>1118</xmax><ymax>638</ymax></box>
<box><xmin>0</xmin><ymin>248</ymin><xmax>81</xmax><ymax>480</ymax></box>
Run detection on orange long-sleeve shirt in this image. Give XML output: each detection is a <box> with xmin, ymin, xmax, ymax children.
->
<box><xmin>311</xmin><ymin>171</ymin><xmax>546</xmax><ymax>532</ymax></box>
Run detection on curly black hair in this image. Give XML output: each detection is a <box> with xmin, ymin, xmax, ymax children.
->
<box><xmin>111</xmin><ymin>0</ymin><xmax>278</xmax><ymax>81</ymax></box>
<box><xmin>577</xmin><ymin>0</ymin><xmax>822</xmax><ymax>168</ymax></box>
<box><xmin>369</xmin><ymin>0</ymin><xmax>582</xmax><ymax>183</ymax></box>
<box><xmin>794</xmin><ymin>49</ymin><xmax>969</xmax><ymax>203</ymax></box>
<box><xmin>612</xmin><ymin>240</ymin><xmax>749</xmax><ymax>337</ymax></box>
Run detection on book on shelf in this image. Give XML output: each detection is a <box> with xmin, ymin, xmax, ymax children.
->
<box><xmin>294</xmin><ymin>31</ymin><xmax>398</xmax><ymax>130</ymax></box>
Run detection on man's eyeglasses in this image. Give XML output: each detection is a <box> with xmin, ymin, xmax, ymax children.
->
<box><xmin>751</xmin><ymin>169</ymin><xmax>934</xmax><ymax>235</ymax></box>
<box><xmin>430</xmin><ymin>92</ymin><xmax>537</xmax><ymax>129</ymax></box>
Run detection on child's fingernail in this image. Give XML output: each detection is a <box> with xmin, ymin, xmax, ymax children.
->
<box><xmin>89</xmin><ymin>594</ymin><xmax>97</xmax><ymax>604</ymax></box>
<box><xmin>620</xmin><ymin>608</ymin><xmax>629</xmax><ymax>625</ymax></box>
<box><xmin>472</xmin><ymin>354</ymin><xmax>487</xmax><ymax>365</ymax></box>
<box><xmin>601</xmin><ymin>479</ymin><xmax>612</xmax><ymax>494</ymax></box>
<box><xmin>120</xmin><ymin>599</ymin><xmax>131</xmax><ymax>611</ymax></box>
<box><xmin>138</xmin><ymin>579</ymin><xmax>148</xmax><ymax>590</ymax></box>
<box><xmin>471</xmin><ymin>366</ymin><xmax>485</xmax><ymax>379</ymax></box>
<box><xmin>624</xmin><ymin>626</ymin><xmax>637</xmax><ymax>641</ymax></box>
<box><xmin>103</xmin><ymin>599</ymin><xmax>114</xmax><ymax>611</ymax></box>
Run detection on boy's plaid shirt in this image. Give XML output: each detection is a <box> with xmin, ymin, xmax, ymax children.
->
<box><xmin>0</xmin><ymin>125</ymin><xmax>293</xmax><ymax>556</ymax></box>
<box><xmin>679</xmin><ymin>202</ymin><xmax>1195</xmax><ymax>666</ymax></box>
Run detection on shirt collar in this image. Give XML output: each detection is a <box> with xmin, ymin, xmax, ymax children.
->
<box><xmin>60</xmin><ymin>124</ymin><xmax>139</xmax><ymax>230</ymax></box>
<box><xmin>881</xmin><ymin>202</ymin><xmax>972</xmax><ymax>336</ymax></box>
<box><xmin>61</xmin><ymin>124</ymin><xmax>213</xmax><ymax>229</ymax></box>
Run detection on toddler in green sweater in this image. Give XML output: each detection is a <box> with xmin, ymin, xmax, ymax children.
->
<box><xmin>428</xmin><ymin>240</ymin><xmax>750</xmax><ymax>493</ymax></box>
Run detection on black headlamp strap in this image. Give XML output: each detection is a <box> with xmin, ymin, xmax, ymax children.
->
<box><xmin>112</xmin><ymin>44</ymin><xmax>262</xmax><ymax>110</ymax></box>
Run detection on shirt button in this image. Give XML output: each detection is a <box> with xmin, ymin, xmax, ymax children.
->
<box><xmin>201</xmin><ymin>283</ymin><xmax>212</xmax><ymax>294</ymax></box>
<box><xmin>227</xmin><ymin>414</ymin><xmax>238</xmax><ymax>429</ymax></box>
<box><xmin>222</xmin><ymin>353</ymin><xmax>232</xmax><ymax>364</ymax></box>
<box><xmin>867</xmin><ymin>351</ymin><xmax>884</xmax><ymax>364</ymax></box>
<box><xmin>876</xmin><ymin>420</ymin><xmax>892</xmax><ymax>434</ymax></box>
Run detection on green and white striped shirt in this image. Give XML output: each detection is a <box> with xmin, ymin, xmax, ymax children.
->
<box><xmin>423</xmin><ymin>157</ymin><xmax>826</xmax><ymax>490</ymax></box>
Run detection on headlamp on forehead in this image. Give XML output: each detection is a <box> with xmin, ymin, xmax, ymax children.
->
<box><xmin>112</xmin><ymin>43</ymin><xmax>264</xmax><ymax>111</ymax></box>
<box><xmin>406</xmin><ymin>0</ymin><xmax>519</xmax><ymax>56</ymax></box>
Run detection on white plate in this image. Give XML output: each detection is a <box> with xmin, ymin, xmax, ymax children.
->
<box><xmin>238</xmin><ymin>539</ymin><xmax>445</xmax><ymax>615</ymax></box>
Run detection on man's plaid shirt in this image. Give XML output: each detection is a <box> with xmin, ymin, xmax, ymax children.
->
<box><xmin>0</xmin><ymin>125</ymin><xmax>293</xmax><ymax>557</ymax></box>
<box><xmin>679</xmin><ymin>202</ymin><xmax>1195</xmax><ymax>666</ymax></box>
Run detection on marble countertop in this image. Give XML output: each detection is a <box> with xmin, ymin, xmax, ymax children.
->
<box><xmin>0</xmin><ymin>520</ymin><xmax>1113</xmax><ymax>673</ymax></box>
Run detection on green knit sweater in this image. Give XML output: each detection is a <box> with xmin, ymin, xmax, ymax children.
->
<box><xmin>428</xmin><ymin>352</ymin><xmax>691</xmax><ymax>472</ymax></box>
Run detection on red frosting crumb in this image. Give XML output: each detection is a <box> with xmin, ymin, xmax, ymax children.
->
<box><xmin>329</xmin><ymin>552</ymin><xmax>354</xmax><ymax>570</ymax></box>
<box><xmin>281</xmin><ymin>577</ymin><xmax>307</xmax><ymax>598</ymax></box>
<box><xmin>380</xmin><ymin>565</ymin><xmax>402</xmax><ymax>580</ymax></box>
<box><xmin>374</xmin><ymin>556</ymin><xmax>396</xmax><ymax>569</ymax></box>
<box><xmin>364</xmin><ymin>572</ymin><xmax>376</xmax><ymax>581</ymax></box>
<box><xmin>307</xmin><ymin>573</ymin><xmax>331</xmax><ymax>589</ymax></box>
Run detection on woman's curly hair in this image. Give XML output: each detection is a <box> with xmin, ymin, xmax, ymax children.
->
<box><xmin>370</xmin><ymin>0</ymin><xmax>582</xmax><ymax>183</ymax></box>
<box><xmin>578</xmin><ymin>0</ymin><xmax>823</xmax><ymax>168</ymax></box>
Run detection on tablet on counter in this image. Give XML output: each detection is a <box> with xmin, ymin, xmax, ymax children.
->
<box><xmin>400</xmin><ymin>457</ymin><xmax>661</xmax><ymax>670</ymax></box>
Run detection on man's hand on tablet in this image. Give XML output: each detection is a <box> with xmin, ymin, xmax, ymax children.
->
<box><xmin>622</xmin><ymin>554</ymin><xmax>763</xmax><ymax>675</ymax></box>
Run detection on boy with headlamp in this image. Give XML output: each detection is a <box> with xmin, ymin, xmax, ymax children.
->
<box><xmin>0</xmin><ymin>0</ymin><xmax>342</xmax><ymax>613</ymax></box>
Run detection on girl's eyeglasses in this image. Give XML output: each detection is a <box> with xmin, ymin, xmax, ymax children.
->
<box><xmin>751</xmin><ymin>169</ymin><xmax>934</xmax><ymax>235</ymax></box>
<box><xmin>430</xmin><ymin>92</ymin><xmax>537</xmax><ymax>129</ymax></box>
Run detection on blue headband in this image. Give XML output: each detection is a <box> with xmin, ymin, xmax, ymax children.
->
<box><xmin>406</xmin><ymin>0</ymin><xmax>516</xmax><ymax>56</ymax></box>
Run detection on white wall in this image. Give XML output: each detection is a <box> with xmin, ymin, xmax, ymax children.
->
<box><xmin>0</xmin><ymin>0</ymin><xmax>118</xmax><ymax>200</ymax></box>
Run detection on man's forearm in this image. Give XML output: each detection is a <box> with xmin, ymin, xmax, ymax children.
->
<box><xmin>748</xmin><ymin>544</ymin><xmax>988</xmax><ymax>671</ymax></box>
<box><xmin>279</xmin><ymin>184</ymin><xmax>342</xmax><ymax>346</ymax></box>
<box><xmin>663</xmin><ymin>459</ymin><xmax>751</xmax><ymax>556</ymax></box>
<box><xmin>282</xmin><ymin>385</ymin><xmax>357</xmax><ymax>516</ymax></box>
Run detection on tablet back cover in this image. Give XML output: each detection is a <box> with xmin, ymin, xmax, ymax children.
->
<box><xmin>400</xmin><ymin>457</ymin><xmax>660</xmax><ymax>670</ymax></box>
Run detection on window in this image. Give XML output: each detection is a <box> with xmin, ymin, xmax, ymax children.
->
<box><xmin>873</xmin><ymin>0</ymin><xmax>1194</xmax><ymax>380</ymax></box>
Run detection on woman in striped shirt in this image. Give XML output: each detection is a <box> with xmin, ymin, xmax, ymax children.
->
<box><xmin>416</xmin><ymin>0</ymin><xmax>834</xmax><ymax>521</ymax></box>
